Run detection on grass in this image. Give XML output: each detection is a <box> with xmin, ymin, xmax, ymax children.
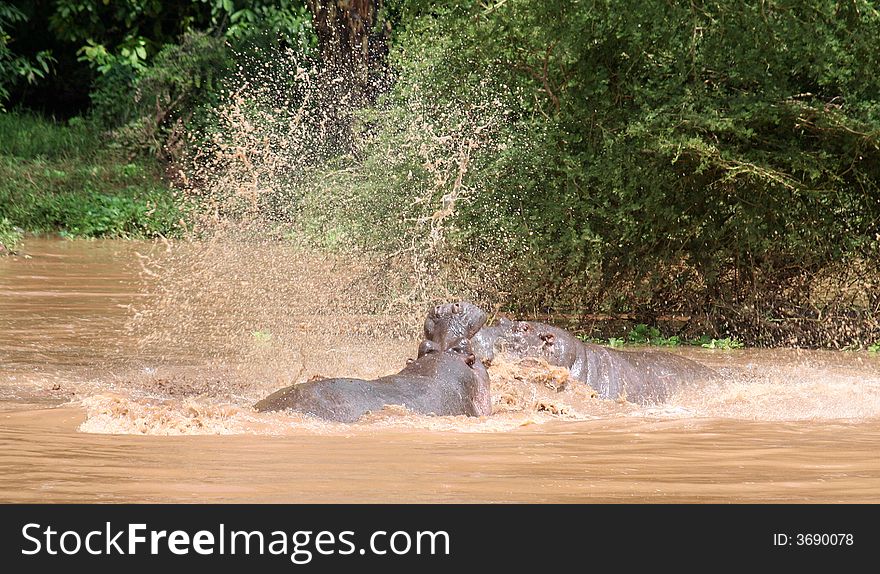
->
<box><xmin>699</xmin><ymin>337</ymin><xmax>745</xmax><ymax>350</ymax></box>
<box><xmin>0</xmin><ymin>111</ymin><xmax>181</xmax><ymax>241</ymax></box>
<box><xmin>581</xmin><ymin>324</ymin><xmax>745</xmax><ymax>350</ymax></box>
<box><xmin>0</xmin><ymin>216</ymin><xmax>22</xmax><ymax>253</ymax></box>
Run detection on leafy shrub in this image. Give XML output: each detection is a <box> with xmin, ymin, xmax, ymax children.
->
<box><xmin>85</xmin><ymin>4</ymin><xmax>316</xmax><ymax>162</ymax></box>
<box><xmin>0</xmin><ymin>216</ymin><xmax>20</xmax><ymax>253</ymax></box>
<box><xmin>701</xmin><ymin>338</ymin><xmax>745</xmax><ymax>350</ymax></box>
<box><xmin>327</xmin><ymin>0</ymin><xmax>880</xmax><ymax>347</ymax></box>
<box><xmin>90</xmin><ymin>31</ymin><xmax>233</xmax><ymax>160</ymax></box>
<box><xmin>0</xmin><ymin>112</ymin><xmax>180</xmax><ymax>239</ymax></box>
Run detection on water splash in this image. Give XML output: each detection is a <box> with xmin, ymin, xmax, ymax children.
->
<box><xmin>126</xmin><ymin>43</ymin><xmax>523</xmax><ymax>401</ymax></box>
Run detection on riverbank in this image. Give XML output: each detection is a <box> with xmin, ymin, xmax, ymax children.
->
<box><xmin>0</xmin><ymin>111</ymin><xmax>179</xmax><ymax>253</ymax></box>
<box><xmin>1</xmin><ymin>110</ymin><xmax>877</xmax><ymax>351</ymax></box>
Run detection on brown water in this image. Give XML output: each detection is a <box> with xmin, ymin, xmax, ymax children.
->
<box><xmin>2</xmin><ymin>238</ymin><xmax>879</xmax><ymax>503</ymax></box>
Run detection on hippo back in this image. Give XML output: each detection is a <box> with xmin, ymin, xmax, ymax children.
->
<box><xmin>253</xmin><ymin>378</ymin><xmax>391</xmax><ymax>423</ymax></box>
<box><xmin>604</xmin><ymin>348</ymin><xmax>718</xmax><ymax>403</ymax></box>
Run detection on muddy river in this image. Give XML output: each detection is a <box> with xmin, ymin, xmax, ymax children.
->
<box><xmin>2</xmin><ymin>238</ymin><xmax>879</xmax><ymax>502</ymax></box>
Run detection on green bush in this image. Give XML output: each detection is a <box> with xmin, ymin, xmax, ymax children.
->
<box><xmin>0</xmin><ymin>216</ymin><xmax>20</xmax><ymax>253</ymax></box>
<box><xmin>0</xmin><ymin>111</ymin><xmax>99</xmax><ymax>158</ymax></box>
<box><xmin>89</xmin><ymin>31</ymin><xmax>233</xmax><ymax>159</ymax></box>
<box><xmin>0</xmin><ymin>112</ymin><xmax>180</xmax><ymax>238</ymax></box>
<box><xmin>86</xmin><ymin>7</ymin><xmax>316</xmax><ymax>162</ymax></box>
<box><xmin>0</xmin><ymin>1</ymin><xmax>53</xmax><ymax>109</ymax></box>
<box><xmin>317</xmin><ymin>0</ymin><xmax>880</xmax><ymax>346</ymax></box>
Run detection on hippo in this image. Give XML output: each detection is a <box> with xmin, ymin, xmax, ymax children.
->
<box><xmin>470</xmin><ymin>317</ymin><xmax>515</xmax><ymax>364</ymax></box>
<box><xmin>465</xmin><ymin>312</ymin><xmax>719</xmax><ymax>405</ymax></box>
<box><xmin>254</xmin><ymin>339</ymin><xmax>492</xmax><ymax>422</ymax></box>
<box><xmin>417</xmin><ymin>301</ymin><xmax>489</xmax><ymax>357</ymax></box>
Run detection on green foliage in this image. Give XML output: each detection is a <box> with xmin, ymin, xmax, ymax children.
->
<box><xmin>605</xmin><ymin>337</ymin><xmax>625</xmax><ymax>349</ymax></box>
<box><xmin>335</xmin><ymin>0</ymin><xmax>880</xmax><ymax>347</ymax></box>
<box><xmin>91</xmin><ymin>31</ymin><xmax>233</xmax><ymax>158</ymax></box>
<box><xmin>868</xmin><ymin>343</ymin><xmax>879</xmax><ymax>353</ymax></box>
<box><xmin>52</xmin><ymin>0</ymin><xmax>206</xmax><ymax>72</ymax></box>
<box><xmin>588</xmin><ymin>324</ymin><xmax>691</xmax><ymax>347</ymax></box>
<box><xmin>656</xmin><ymin>335</ymin><xmax>681</xmax><ymax>348</ymax></box>
<box><xmin>627</xmin><ymin>324</ymin><xmax>662</xmax><ymax>345</ymax></box>
<box><xmin>225</xmin><ymin>0</ymin><xmax>314</xmax><ymax>47</ymax></box>
<box><xmin>58</xmin><ymin>1</ymin><xmax>313</xmax><ymax>77</ymax></box>
<box><xmin>581</xmin><ymin>326</ymin><xmax>729</xmax><ymax>348</ymax></box>
<box><xmin>688</xmin><ymin>335</ymin><xmax>714</xmax><ymax>348</ymax></box>
<box><xmin>0</xmin><ymin>216</ymin><xmax>20</xmax><ymax>253</ymax></box>
<box><xmin>701</xmin><ymin>338</ymin><xmax>745</xmax><ymax>350</ymax></box>
<box><xmin>1</xmin><ymin>1</ymin><xmax>313</xmax><ymax>118</ymax></box>
<box><xmin>81</xmin><ymin>4</ymin><xmax>315</xmax><ymax>163</ymax></box>
<box><xmin>0</xmin><ymin>111</ymin><xmax>98</xmax><ymax>158</ymax></box>
<box><xmin>9</xmin><ymin>189</ymin><xmax>178</xmax><ymax>238</ymax></box>
<box><xmin>598</xmin><ymin>329</ymin><xmax>742</xmax><ymax>349</ymax></box>
<box><xmin>78</xmin><ymin>37</ymin><xmax>148</xmax><ymax>74</ymax></box>
<box><xmin>0</xmin><ymin>1</ymin><xmax>53</xmax><ymax>109</ymax></box>
<box><xmin>86</xmin><ymin>64</ymin><xmax>137</xmax><ymax>128</ymax></box>
<box><xmin>0</xmin><ymin>111</ymin><xmax>180</xmax><ymax>238</ymax></box>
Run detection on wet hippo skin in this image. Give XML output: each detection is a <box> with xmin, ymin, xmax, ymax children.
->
<box><xmin>470</xmin><ymin>317</ymin><xmax>513</xmax><ymax>364</ymax></box>
<box><xmin>472</xmin><ymin>316</ymin><xmax>719</xmax><ymax>405</ymax></box>
<box><xmin>254</xmin><ymin>340</ymin><xmax>492</xmax><ymax>422</ymax></box>
<box><xmin>418</xmin><ymin>301</ymin><xmax>488</xmax><ymax>357</ymax></box>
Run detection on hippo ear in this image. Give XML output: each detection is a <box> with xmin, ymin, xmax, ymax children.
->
<box><xmin>540</xmin><ymin>333</ymin><xmax>556</xmax><ymax>345</ymax></box>
<box><xmin>452</xmin><ymin>302</ymin><xmax>462</xmax><ymax>313</ymax></box>
<box><xmin>497</xmin><ymin>317</ymin><xmax>512</xmax><ymax>326</ymax></box>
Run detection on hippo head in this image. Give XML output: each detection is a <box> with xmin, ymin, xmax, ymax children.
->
<box><xmin>510</xmin><ymin>321</ymin><xmax>544</xmax><ymax>348</ymax></box>
<box><xmin>422</xmin><ymin>301</ymin><xmax>489</xmax><ymax>351</ymax></box>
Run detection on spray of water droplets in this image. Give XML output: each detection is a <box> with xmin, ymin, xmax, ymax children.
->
<box><xmin>125</xmin><ymin>44</ymin><xmax>526</xmax><ymax>400</ymax></box>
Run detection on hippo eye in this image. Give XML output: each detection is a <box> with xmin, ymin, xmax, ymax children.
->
<box><xmin>453</xmin><ymin>303</ymin><xmax>462</xmax><ymax>313</ymax></box>
<box><xmin>434</xmin><ymin>305</ymin><xmax>442</xmax><ymax>315</ymax></box>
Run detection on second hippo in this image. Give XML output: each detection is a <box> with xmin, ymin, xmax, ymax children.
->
<box><xmin>471</xmin><ymin>315</ymin><xmax>719</xmax><ymax>405</ymax></box>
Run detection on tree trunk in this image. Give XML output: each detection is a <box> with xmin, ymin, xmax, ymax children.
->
<box><xmin>306</xmin><ymin>0</ymin><xmax>389</xmax><ymax>106</ymax></box>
